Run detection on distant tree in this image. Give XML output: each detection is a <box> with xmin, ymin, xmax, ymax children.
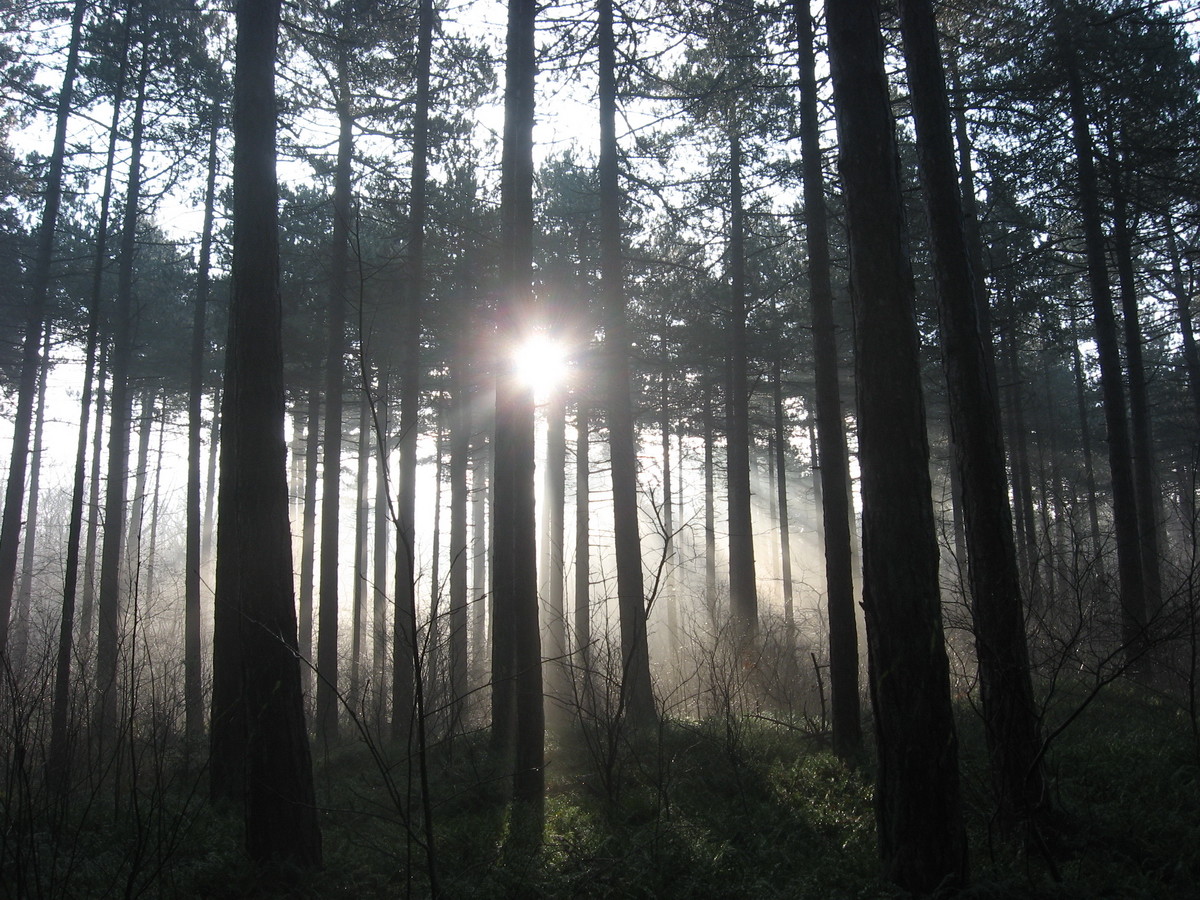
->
<box><xmin>0</xmin><ymin>0</ymin><xmax>85</xmax><ymax>656</ymax></box>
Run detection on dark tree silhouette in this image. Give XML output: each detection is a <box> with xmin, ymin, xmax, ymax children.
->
<box><xmin>826</xmin><ymin>0</ymin><xmax>968</xmax><ymax>889</ymax></box>
<box><xmin>209</xmin><ymin>0</ymin><xmax>321</xmax><ymax>865</ymax></box>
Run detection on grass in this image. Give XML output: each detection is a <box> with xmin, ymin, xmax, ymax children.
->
<box><xmin>3</xmin><ymin>681</ymin><xmax>1198</xmax><ymax>898</ymax></box>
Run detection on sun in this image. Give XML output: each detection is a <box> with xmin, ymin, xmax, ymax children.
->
<box><xmin>513</xmin><ymin>332</ymin><xmax>570</xmax><ymax>397</ymax></box>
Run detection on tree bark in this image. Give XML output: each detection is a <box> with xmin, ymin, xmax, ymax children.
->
<box><xmin>210</xmin><ymin>0</ymin><xmax>321</xmax><ymax>864</ymax></box>
<box><xmin>573</xmin><ymin>395</ymin><xmax>592</xmax><ymax>700</ymax></box>
<box><xmin>771</xmin><ymin>359</ymin><xmax>795</xmax><ymax>639</ymax></box>
<box><xmin>897</xmin><ymin>0</ymin><xmax>1047</xmax><ymax>826</ymax></box>
<box><xmin>793</xmin><ymin>0</ymin><xmax>861</xmax><ymax>760</ymax></box>
<box><xmin>316</xmin><ymin>39</ymin><xmax>355</xmax><ymax>745</ymax></box>
<box><xmin>1112</xmin><ymin>184</ymin><xmax>1162</xmax><ymax>621</ymax></box>
<box><xmin>826</xmin><ymin>0</ymin><xmax>968</xmax><ymax>888</ymax></box>
<box><xmin>725</xmin><ymin>121</ymin><xmax>758</xmax><ymax>638</ymax></box>
<box><xmin>186</xmin><ymin>103</ymin><xmax>220</xmax><ymax>743</ymax></box>
<box><xmin>298</xmin><ymin>387</ymin><xmax>320</xmax><ymax>699</ymax></box>
<box><xmin>1061</xmin><ymin>26</ymin><xmax>1147</xmax><ymax>660</ymax></box>
<box><xmin>393</xmin><ymin>0</ymin><xmax>433</xmax><ymax>744</ymax></box>
<box><xmin>95</xmin><ymin>38</ymin><xmax>150</xmax><ymax>741</ymax></box>
<box><xmin>597</xmin><ymin>0</ymin><xmax>654</xmax><ymax>727</ymax></box>
<box><xmin>449</xmin><ymin>365</ymin><xmax>470</xmax><ymax>728</ymax></box>
<box><xmin>492</xmin><ymin>0</ymin><xmax>544</xmax><ymax>829</ymax></box>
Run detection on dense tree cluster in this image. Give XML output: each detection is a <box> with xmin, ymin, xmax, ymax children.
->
<box><xmin>2</xmin><ymin>0</ymin><xmax>1200</xmax><ymax>892</ymax></box>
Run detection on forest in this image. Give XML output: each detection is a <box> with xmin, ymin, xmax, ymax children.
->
<box><xmin>2</xmin><ymin>0</ymin><xmax>1200</xmax><ymax>895</ymax></box>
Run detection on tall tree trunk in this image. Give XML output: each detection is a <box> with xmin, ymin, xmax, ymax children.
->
<box><xmin>1004</xmin><ymin>337</ymin><xmax>1041</xmax><ymax>604</ymax></box>
<box><xmin>1061</xmin><ymin>27</ymin><xmax>1147</xmax><ymax>661</ymax></box>
<box><xmin>661</xmin><ymin>368</ymin><xmax>679</xmax><ymax>665</ymax></box>
<box><xmin>793</xmin><ymin>0</ymin><xmax>860</xmax><ymax>759</ymax></box>
<box><xmin>186</xmin><ymin>103</ymin><xmax>220</xmax><ymax>743</ymax></box>
<box><xmin>826</xmin><ymin>0</ymin><xmax>968</xmax><ymax>889</ymax></box>
<box><xmin>95</xmin><ymin>38</ymin><xmax>151</xmax><ymax>741</ymax></box>
<box><xmin>316</xmin><ymin>41</ymin><xmax>355</xmax><ymax>745</ymax></box>
<box><xmin>597</xmin><ymin>0</ymin><xmax>654</xmax><ymax>727</ymax></box>
<box><xmin>544</xmin><ymin>383</ymin><xmax>568</xmax><ymax>726</ymax></box>
<box><xmin>49</xmin><ymin>54</ymin><xmax>124</xmax><ymax>783</ymax></box>
<box><xmin>393</xmin><ymin>0</ymin><xmax>433</xmax><ymax>744</ymax></box>
<box><xmin>350</xmin><ymin>393</ymin><xmax>371</xmax><ymax>714</ymax></box>
<box><xmin>129</xmin><ymin>391</ymin><xmax>155</xmax><ymax>582</ymax></box>
<box><xmin>771</xmin><ymin>359</ymin><xmax>795</xmax><ymax>638</ymax></box>
<box><xmin>703</xmin><ymin>374</ymin><xmax>717</xmax><ymax>624</ymax></box>
<box><xmin>471</xmin><ymin>404</ymin><xmax>489</xmax><ymax>690</ymax></box>
<box><xmin>372</xmin><ymin>375</ymin><xmax>390</xmax><ymax>719</ymax></box>
<box><xmin>209</xmin><ymin>0</ymin><xmax>321</xmax><ymax>864</ymax></box>
<box><xmin>428</xmin><ymin>416</ymin><xmax>445</xmax><ymax>707</ymax></box>
<box><xmin>82</xmin><ymin>345</ymin><xmax>109</xmax><ymax>642</ymax></box>
<box><xmin>573</xmin><ymin>395</ymin><xmax>592</xmax><ymax>699</ymax></box>
<box><xmin>897</xmin><ymin>0</ymin><xmax>1047</xmax><ymax>826</ymax></box>
<box><xmin>298</xmin><ymin>387</ymin><xmax>320</xmax><ymax>698</ymax></box>
<box><xmin>1166</xmin><ymin>215</ymin><xmax>1200</xmax><ymax>426</ymax></box>
<box><xmin>1070</xmin><ymin>314</ymin><xmax>1105</xmax><ymax>572</ymax></box>
<box><xmin>0</xmin><ymin>0</ymin><xmax>86</xmax><ymax>653</ymax></box>
<box><xmin>144</xmin><ymin>396</ymin><xmax>166</xmax><ymax>603</ymax></box>
<box><xmin>492</xmin><ymin>0</ymin><xmax>544</xmax><ymax>830</ymax></box>
<box><xmin>1112</xmin><ymin>185</ymin><xmax>1162</xmax><ymax>622</ymax></box>
<box><xmin>448</xmin><ymin>366</ymin><xmax>470</xmax><ymax>729</ymax></box>
<box><xmin>725</xmin><ymin>122</ymin><xmax>758</xmax><ymax>638</ymax></box>
<box><xmin>11</xmin><ymin>328</ymin><xmax>51</xmax><ymax>672</ymax></box>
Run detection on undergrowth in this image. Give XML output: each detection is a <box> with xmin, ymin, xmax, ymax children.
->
<box><xmin>2</xmin><ymin>681</ymin><xmax>1197</xmax><ymax>898</ymax></box>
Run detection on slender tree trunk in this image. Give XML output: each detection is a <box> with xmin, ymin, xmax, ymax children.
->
<box><xmin>203</xmin><ymin>403</ymin><xmax>220</xmax><ymax>569</ymax></box>
<box><xmin>772</xmin><ymin>359</ymin><xmax>795</xmax><ymax>636</ymax></box>
<box><xmin>897</xmin><ymin>0</ymin><xmax>1046</xmax><ymax>826</ymax></box>
<box><xmin>725</xmin><ymin>122</ymin><xmax>758</xmax><ymax>638</ymax></box>
<box><xmin>1004</xmin><ymin>337</ymin><xmax>1041</xmax><ymax>604</ymax></box>
<box><xmin>1166</xmin><ymin>215</ymin><xmax>1200</xmax><ymax>426</ymax></box>
<box><xmin>82</xmin><ymin>348</ymin><xmax>109</xmax><ymax>642</ymax></box>
<box><xmin>597</xmin><ymin>0</ymin><xmax>654</xmax><ymax>727</ymax></box>
<box><xmin>393</xmin><ymin>0</ymin><xmax>433</xmax><ymax>744</ymax></box>
<box><xmin>1061</xmin><ymin>27</ymin><xmax>1147</xmax><ymax>660</ymax></box>
<box><xmin>1112</xmin><ymin>185</ymin><xmax>1162</xmax><ymax>622</ymax></box>
<box><xmin>95</xmin><ymin>40</ymin><xmax>151</xmax><ymax>740</ymax></box>
<box><xmin>573</xmin><ymin>395</ymin><xmax>592</xmax><ymax>697</ymax></box>
<box><xmin>428</xmin><ymin>418</ymin><xmax>446</xmax><ymax>714</ymax></box>
<box><xmin>129</xmin><ymin>391</ymin><xmax>155</xmax><ymax>582</ymax></box>
<box><xmin>492</xmin><ymin>0</ymin><xmax>544</xmax><ymax>831</ymax></box>
<box><xmin>186</xmin><ymin>104</ymin><xmax>220</xmax><ymax>743</ymax></box>
<box><xmin>544</xmin><ymin>383</ymin><xmax>568</xmax><ymax>726</ymax></box>
<box><xmin>826</xmin><ymin>0</ymin><xmax>967</xmax><ymax>888</ymax></box>
<box><xmin>471</xmin><ymin>405</ymin><xmax>489</xmax><ymax>690</ymax></box>
<box><xmin>661</xmin><ymin>369</ymin><xmax>678</xmax><ymax>664</ymax></box>
<box><xmin>49</xmin><ymin>63</ymin><xmax>122</xmax><ymax>784</ymax></box>
<box><xmin>144</xmin><ymin>397</ymin><xmax>166</xmax><ymax>603</ymax></box>
<box><xmin>794</xmin><ymin>0</ymin><xmax>860</xmax><ymax>759</ymax></box>
<box><xmin>703</xmin><ymin>375</ymin><xmax>717</xmax><ymax>624</ymax></box>
<box><xmin>449</xmin><ymin>366</ymin><xmax>470</xmax><ymax>728</ymax></box>
<box><xmin>1070</xmin><ymin>314</ymin><xmax>1105</xmax><ymax>571</ymax></box>
<box><xmin>11</xmin><ymin>328</ymin><xmax>51</xmax><ymax>672</ymax></box>
<box><xmin>298</xmin><ymin>387</ymin><xmax>320</xmax><ymax>698</ymax></box>
<box><xmin>210</xmin><ymin>0</ymin><xmax>321</xmax><ymax>863</ymax></box>
<box><xmin>372</xmin><ymin>375</ymin><xmax>390</xmax><ymax>718</ymax></box>
<box><xmin>350</xmin><ymin>393</ymin><xmax>371</xmax><ymax>714</ymax></box>
<box><xmin>0</xmin><ymin>0</ymin><xmax>86</xmax><ymax>653</ymax></box>
<box><xmin>316</xmin><ymin>42</ymin><xmax>355</xmax><ymax>745</ymax></box>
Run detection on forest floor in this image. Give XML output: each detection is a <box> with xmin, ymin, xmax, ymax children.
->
<box><xmin>6</xmin><ymin>680</ymin><xmax>1199</xmax><ymax>899</ymax></box>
